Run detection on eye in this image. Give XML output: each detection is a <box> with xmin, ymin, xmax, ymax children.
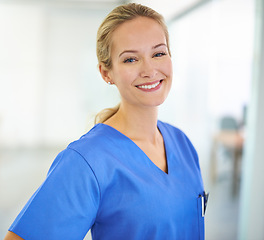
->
<box><xmin>154</xmin><ymin>52</ymin><xmax>167</xmax><ymax>58</ymax></box>
<box><xmin>123</xmin><ymin>57</ymin><xmax>137</xmax><ymax>63</ymax></box>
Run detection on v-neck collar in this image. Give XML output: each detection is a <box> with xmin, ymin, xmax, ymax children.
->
<box><xmin>95</xmin><ymin>121</ymin><xmax>170</xmax><ymax>176</ymax></box>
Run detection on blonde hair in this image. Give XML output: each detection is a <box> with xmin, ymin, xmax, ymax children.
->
<box><xmin>95</xmin><ymin>3</ymin><xmax>170</xmax><ymax>124</ymax></box>
<box><xmin>94</xmin><ymin>103</ymin><xmax>120</xmax><ymax>125</ymax></box>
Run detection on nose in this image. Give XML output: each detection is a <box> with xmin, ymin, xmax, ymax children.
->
<box><xmin>140</xmin><ymin>59</ymin><xmax>157</xmax><ymax>78</ymax></box>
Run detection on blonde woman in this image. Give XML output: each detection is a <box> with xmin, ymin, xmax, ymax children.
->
<box><xmin>5</xmin><ymin>3</ymin><xmax>207</xmax><ymax>240</ymax></box>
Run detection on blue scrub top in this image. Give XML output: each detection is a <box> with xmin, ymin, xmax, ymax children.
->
<box><xmin>9</xmin><ymin>121</ymin><xmax>205</xmax><ymax>240</ymax></box>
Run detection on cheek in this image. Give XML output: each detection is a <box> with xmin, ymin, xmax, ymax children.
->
<box><xmin>119</xmin><ymin>69</ymin><xmax>137</xmax><ymax>84</ymax></box>
<box><xmin>111</xmin><ymin>69</ymin><xmax>134</xmax><ymax>90</ymax></box>
<box><xmin>161</xmin><ymin>59</ymin><xmax>173</xmax><ymax>77</ymax></box>
<box><xmin>167</xmin><ymin>58</ymin><xmax>173</xmax><ymax>74</ymax></box>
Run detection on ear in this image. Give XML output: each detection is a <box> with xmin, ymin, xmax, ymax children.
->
<box><xmin>99</xmin><ymin>63</ymin><xmax>113</xmax><ymax>84</ymax></box>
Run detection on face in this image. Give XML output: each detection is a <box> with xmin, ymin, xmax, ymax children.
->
<box><xmin>100</xmin><ymin>17</ymin><xmax>172</xmax><ymax>109</ymax></box>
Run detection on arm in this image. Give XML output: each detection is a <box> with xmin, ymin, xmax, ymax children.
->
<box><xmin>4</xmin><ymin>231</ymin><xmax>24</xmax><ymax>240</ymax></box>
<box><xmin>7</xmin><ymin>149</ymin><xmax>100</xmax><ymax>239</ymax></box>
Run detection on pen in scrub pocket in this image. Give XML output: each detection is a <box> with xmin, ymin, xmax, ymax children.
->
<box><xmin>199</xmin><ymin>191</ymin><xmax>209</xmax><ymax>217</ymax></box>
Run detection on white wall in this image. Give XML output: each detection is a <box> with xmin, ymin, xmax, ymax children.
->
<box><xmin>132</xmin><ymin>0</ymin><xmax>200</xmax><ymax>19</ymax></box>
<box><xmin>238</xmin><ymin>0</ymin><xmax>264</xmax><ymax>238</ymax></box>
<box><xmin>0</xmin><ymin>4</ymin><xmax>45</xmax><ymax>147</ymax></box>
<box><xmin>0</xmin><ymin>2</ymin><xmax>120</xmax><ymax>148</ymax></box>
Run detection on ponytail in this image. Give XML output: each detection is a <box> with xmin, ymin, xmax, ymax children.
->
<box><xmin>94</xmin><ymin>104</ymin><xmax>120</xmax><ymax>124</ymax></box>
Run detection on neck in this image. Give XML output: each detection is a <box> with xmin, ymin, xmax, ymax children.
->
<box><xmin>104</xmin><ymin>103</ymin><xmax>160</xmax><ymax>143</ymax></box>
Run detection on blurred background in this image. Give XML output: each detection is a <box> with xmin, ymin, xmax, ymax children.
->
<box><xmin>0</xmin><ymin>0</ymin><xmax>263</xmax><ymax>239</ymax></box>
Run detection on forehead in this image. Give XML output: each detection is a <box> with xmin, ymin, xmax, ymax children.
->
<box><xmin>111</xmin><ymin>17</ymin><xmax>166</xmax><ymax>54</ymax></box>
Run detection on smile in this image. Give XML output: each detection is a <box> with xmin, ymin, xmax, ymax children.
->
<box><xmin>137</xmin><ymin>81</ymin><xmax>161</xmax><ymax>90</ymax></box>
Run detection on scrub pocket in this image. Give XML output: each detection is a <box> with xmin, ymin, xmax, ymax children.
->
<box><xmin>197</xmin><ymin>196</ymin><xmax>205</xmax><ymax>240</ymax></box>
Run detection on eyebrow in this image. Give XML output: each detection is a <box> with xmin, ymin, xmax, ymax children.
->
<box><xmin>153</xmin><ymin>43</ymin><xmax>167</xmax><ymax>49</ymax></box>
<box><xmin>118</xmin><ymin>43</ymin><xmax>167</xmax><ymax>58</ymax></box>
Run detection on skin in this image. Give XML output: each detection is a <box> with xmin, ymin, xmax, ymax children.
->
<box><xmin>4</xmin><ymin>231</ymin><xmax>23</xmax><ymax>240</ymax></box>
<box><xmin>99</xmin><ymin>16</ymin><xmax>173</xmax><ymax>173</ymax></box>
<box><xmin>4</xmin><ymin>15</ymin><xmax>173</xmax><ymax>240</ymax></box>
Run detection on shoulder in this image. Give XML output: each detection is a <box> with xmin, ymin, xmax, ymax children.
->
<box><xmin>67</xmin><ymin>124</ymin><xmax>110</xmax><ymax>157</ymax></box>
<box><xmin>158</xmin><ymin>120</ymin><xmax>199</xmax><ymax>161</ymax></box>
<box><xmin>158</xmin><ymin>120</ymin><xmax>187</xmax><ymax>139</ymax></box>
<box><xmin>63</xmin><ymin>123</ymin><xmax>122</xmax><ymax>175</ymax></box>
<box><xmin>45</xmin><ymin>124</ymin><xmax>112</xmax><ymax>178</ymax></box>
<box><xmin>158</xmin><ymin>120</ymin><xmax>194</xmax><ymax>145</ymax></box>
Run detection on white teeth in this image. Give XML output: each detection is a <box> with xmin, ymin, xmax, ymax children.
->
<box><xmin>138</xmin><ymin>81</ymin><xmax>160</xmax><ymax>89</ymax></box>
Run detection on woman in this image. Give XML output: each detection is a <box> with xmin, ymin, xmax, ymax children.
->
<box><xmin>4</xmin><ymin>3</ymin><xmax>206</xmax><ymax>240</ymax></box>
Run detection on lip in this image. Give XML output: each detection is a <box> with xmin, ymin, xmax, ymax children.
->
<box><xmin>136</xmin><ymin>80</ymin><xmax>160</xmax><ymax>86</ymax></box>
<box><xmin>136</xmin><ymin>80</ymin><xmax>163</xmax><ymax>92</ymax></box>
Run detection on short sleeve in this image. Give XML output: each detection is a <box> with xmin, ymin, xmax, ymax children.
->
<box><xmin>9</xmin><ymin>148</ymin><xmax>100</xmax><ymax>240</ymax></box>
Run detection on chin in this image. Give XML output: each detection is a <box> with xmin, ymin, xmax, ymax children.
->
<box><xmin>143</xmin><ymin>98</ymin><xmax>167</xmax><ymax>108</ymax></box>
